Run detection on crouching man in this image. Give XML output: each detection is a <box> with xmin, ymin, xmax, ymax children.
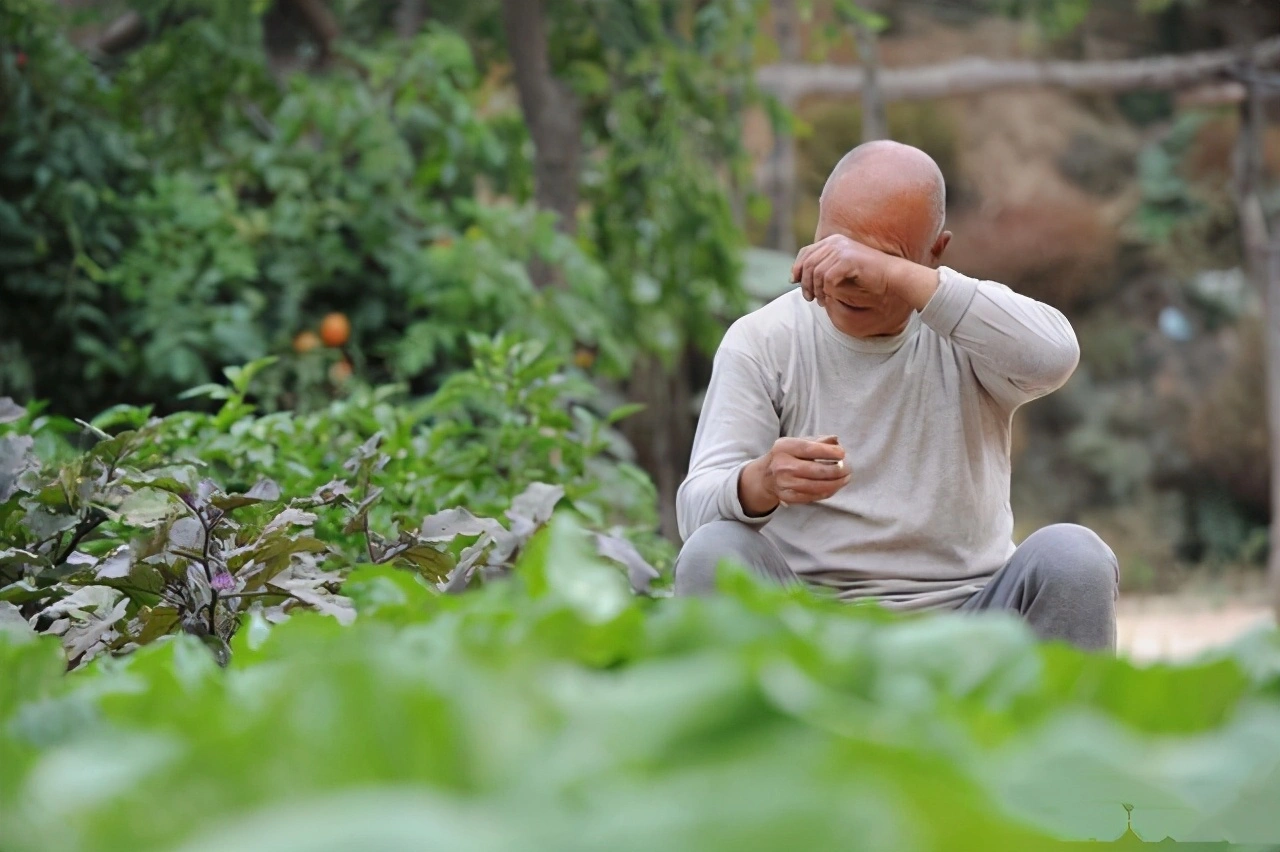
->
<box><xmin>675</xmin><ymin>140</ymin><xmax>1118</xmax><ymax>652</ymax></box>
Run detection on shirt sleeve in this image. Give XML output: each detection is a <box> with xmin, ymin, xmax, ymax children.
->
<box><xmin>919</xmin><ymin>266</ymin><xmax>1080</xmax><ymax>410</ymax></box>
<box><xmin>676</xmin><ymin>330</ymin><xmax>783</xmax><ymax>542</ymax></box>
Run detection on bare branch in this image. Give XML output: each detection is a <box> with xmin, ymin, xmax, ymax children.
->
<box><xmin>97</xmin><ymin>11</ymin><xmax>146</xmax><ymax>56</ymax></box>
<box><xmin>757</xmin><ymin>35</ymin><xmax>1280</xmax><ymax>103</ymax></box>
<box><xmin>289</xmin><ymin>0</ymin><xmax>341</xmax><ymax>56</ymax></box>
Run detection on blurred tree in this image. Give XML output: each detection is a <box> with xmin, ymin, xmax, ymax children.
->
<box><xmin>2</xmin><ymin>0</ymin><xmax>764</xmax><ymax>540</ymax></box>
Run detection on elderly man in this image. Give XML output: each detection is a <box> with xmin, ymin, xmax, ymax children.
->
<box><xmin>675</xmin><ymin>141</ymin><xmax>1118</xmax><ymax>651</ymax></box>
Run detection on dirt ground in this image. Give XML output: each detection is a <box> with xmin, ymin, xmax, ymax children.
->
<box><xmin>1117</xmin><ymin>595</ymin><xmax>1275</xmax><ymax>663</ymax></box>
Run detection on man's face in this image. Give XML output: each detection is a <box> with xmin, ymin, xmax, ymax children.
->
<box><xmin>812</xmin><ymin>220</ymin><xmax>935</xmax><ymax>338</ymax></box>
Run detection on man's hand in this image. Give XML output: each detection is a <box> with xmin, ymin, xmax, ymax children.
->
<box><xmin>790</xmin><ymin>234</ymin><xmax>938</xmax><ymax>312</ymax></box>
<box><xmin>738</xmin><ymin>435</ymin><xmax>850</xmax><ymax>517</ymax></box>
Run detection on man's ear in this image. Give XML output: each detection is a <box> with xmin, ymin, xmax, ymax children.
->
<box><xmin>929</xmin><ymin>230</ymin><xmax>952</xmax><ymax>267</ymax></box>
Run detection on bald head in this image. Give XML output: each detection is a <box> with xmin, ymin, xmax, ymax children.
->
<box><xmin>818</xmin><ymin>140</ymin><xmax>947</xmax><ymax>265</ymax></box>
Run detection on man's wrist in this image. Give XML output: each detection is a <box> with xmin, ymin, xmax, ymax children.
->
<box><xmin>884</xmin><ymin>256</ymin><xmax>940</xmax><ymax>312</ymax></box>
<box><xmin>738</xmin><ymin>456</ymin><xmax>779</xmax><ymax>517</ymax></box>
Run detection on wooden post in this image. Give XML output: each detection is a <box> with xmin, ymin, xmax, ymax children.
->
<box><xmin>1232</xmin><ymin>62</ymin><xmax>1280</xmax><ymax>618</ymax></box>
<box><xmin>763</xmin><ymin>0</ymin><xmax>801</xmax><ymax>253</ymax></box>
<box><xmin>855</xmin><ymin>22</ymin><xmax>887</xmax><ymax>142</ymax></box>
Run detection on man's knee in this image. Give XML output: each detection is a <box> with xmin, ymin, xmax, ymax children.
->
<box><xmin>1020</xmin><ymin>523</ymin><xmax>1119</xmax><ymax>601</ymax></box>
<box><xmin>673</xmin><ymin>520</ymin><xmax>786</xmax><ymax>596</ymax></box>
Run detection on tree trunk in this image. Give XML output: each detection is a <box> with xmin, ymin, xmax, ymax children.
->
<box><xmin>855</xmin><ymin>23</ymin><xmax>887</xmax><ymax>142</ymax></box>
<box><xmin>762</xmin><ymin>0</ymin><xmax>801</xmax><ymax>253</ymax></box>
<box><xmin>619</xmin><ymin>352</ymin><xmax>695</xmax><ymax>542</ymax></box>
<box><xmin>1268</xmin><ymin>229</ymin><xmax>1280</xmax><ymax>620</ymax></box>
<box><xmin>289</xmin><ymin>0</ymin><xmax>340</xmax><ymax>60</ymax></box>
<box><xmin>498</xmin><ymin>0</ymin><xmax>689</xmax><ymax>539</ymax></box>
<box><xmin>757</xmin><ymin>35</ymin><xmax>1280</xmax><ymax>102</ymax></box>
<box><xmin>394</xmin><ymin>0</ymin><xmax>428</xmax><ymax>40</ymax></box>
<box><xmin>500</xmin><ymin>0</ymin><xmax>582</xmax><ymax>239</ymax></box>
<box><xmin>1231</xmin><ymin>45</ymin><xmax>1280</xmax><ymax>619</ymax></box>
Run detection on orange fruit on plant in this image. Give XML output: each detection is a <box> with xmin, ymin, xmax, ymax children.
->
<box><xmin>319</xmin><ymin>312</ymin><xmax>351</xmax><ymax>348</ymax></box>
<box><xmin>329</xmin><ymin>358</ymin><xmax>353</xmax><ymax>384</ymax></box>
<box><xmin>292</xmin><ymin>330</ymin><xmax>321</xmax><ymax>354</ymax></box>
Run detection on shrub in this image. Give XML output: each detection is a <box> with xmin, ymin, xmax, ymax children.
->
<box><xmin>0</xmin><ymin>9</ymin><xmax>608</xmax><ymax>415</ymax></box>
<box><xmin>0</xmin><ymin>338</ymin><xmax>662</xmax><ymax>669</ymax></box>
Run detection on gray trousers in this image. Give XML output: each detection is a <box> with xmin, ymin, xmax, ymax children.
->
<box><xmin>673</xmin><ymin>521</ymin><xmax>1119</xmax><ymax>652</ymax></box>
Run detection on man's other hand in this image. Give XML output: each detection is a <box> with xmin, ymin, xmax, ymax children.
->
<box><xmin>739</xmin><ymin>436</ymin><xmax>850</xmax><ymax>516</ymax></box>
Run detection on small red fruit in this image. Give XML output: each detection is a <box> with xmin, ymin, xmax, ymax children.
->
<box><xmin>292</xmin><ymin>330</ymin><xmax>321</xmax><ymax>354</ymax></box>
<box><xmin>319</xmin><ymin>312</ymin><xmax>350</xmax><ymax>348</ymax></box>
<box><xmin>328</xmin><ymin>358</ymin><xmax>353</xmax><ymax>384</ymax></box>
<box><xmin>15</xmin><ymin>52</ymin><xmax>27</xmax><ymax>69</ymax></box>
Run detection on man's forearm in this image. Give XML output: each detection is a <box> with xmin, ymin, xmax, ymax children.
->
<box><xmin>885</xmin><ymin>256</ymin><xmax>940</xmax><ymax>312</ymax></box>
<box><xmin>737</xmin><ymin>456</ymin><xmax>779</xmax><ymax>517</ymax></box>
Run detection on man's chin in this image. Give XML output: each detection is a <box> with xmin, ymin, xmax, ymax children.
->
<box><xmin>827</xmin><ymin>302</ymin><xmax>877</xmax><ymax>334</ymax></box>
<box><xmin>826</xmin><ymin>302</ymin><xmax>907</xmax><ymax>339</ymax></box>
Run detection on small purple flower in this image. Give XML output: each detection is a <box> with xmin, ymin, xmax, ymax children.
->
<box><xmin>209</xmin><ymin>567</ymin><xmax>235</xmax><ymax>592</ymax></box>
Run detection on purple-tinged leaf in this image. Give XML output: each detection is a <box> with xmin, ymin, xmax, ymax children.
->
<box><xmin>36</xmin><ymin>585</ymin><xmax>129</xmax><ymax>663</ymax></box>
<box><xmin>440</xmin><ymin>538</ymin><xmax>492</xmax><ymax>594</ymax></box>
<box><xmin>0</xmin><ymin>398</ymin><xmax>25</xmax><ymax>424</ymax></box>
<box><xmin>305</xmin><ymin>479</ymin><xmax>353</xmax><ymax>505</ymax></box>
<box><xmin>0</xmin><ymin>435</ymin><xmax>36</xmax><ymax>502</ymax></box>
<box><xmin>485</xmin><ymin>527</ymin><xmax>521</xmax><ymax>566</ymax></box>
<box><xmin>342</xmin><ymin>487</ymin><xmax>385</xmax><ymax>535</ymax></box>
<box><xmin>21</xmin><ymin>508</ymin><xmax>78</xmax><ymax>540</ymax></box>
<box><xmin>120</xmin><ymin>469</ymin><xmax>200</xmax><ymax>497</ymax></box>
<box><xmin>95</xmin><ymin>548</ymin><xmax>134</xmax><ymax>580</ymax></box>
<box><xmin>198</xmin><ymin>479</ymin><xmax>218</xmax><ymax>502</ymax></box>
<box><xmin>262</xmin><ymin>508</ymin><xmax>318</xmax><ymax>535</ymax></box>
<box><xmin>211</xmin><ymin>478</ymin><xmax>283</xmax><ymax>511</ymax></box>
<box><xmin>396</xmin><ymin>545</ymin><xmax>452</xmax><ymax>582</ymax></box>
<box><xmin>343</xmin><ymin>433</ymin><xmax>385</xmax><ymax>473</ymax></box>
<box><xmin>0</xmin><ymin>601</ymin><xmax>34</xmax><ymax>637</ymax></box>
<box><xmin>246</xmin><ymin>479</ymin><xmax>281</xmax><ymax>501</ymax></box>
<box><xmin>118</xmin><ymin>489</ymin><xmax>176</xmax><ymax>527</ymax></box>
<box><xmin>168</xmin><ymin>517</ymin><xmax>205</xmax><ymax>553</ymax></box>
<box><xmin>419</xmin><ymin>507</ymin><xmax>495</xmax><ymax>542</ymax></box>
<box><xmin>134</xmin><ymin>605</ymin><xmax>180</xmax><ymax>645</ymax></box>
<box><xmin>507</xmin><ymin>482</ymin><xmax>565</xmax><ymax>527</ymax></box>
<box><xmin>269</xmin><ymin>566</ymin><xmax>355</xmax><ymax>626</ymax></box>
<box><xmin>594</xmin><ymin>533</ymin><xmax>661</xmax><ymax>595</ymax></box>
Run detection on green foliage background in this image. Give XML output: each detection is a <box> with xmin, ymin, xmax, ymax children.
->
<box><xmin>0</xmin><ymin>0</ymin><xmax>757</xmax><ymax>413</ymax></box>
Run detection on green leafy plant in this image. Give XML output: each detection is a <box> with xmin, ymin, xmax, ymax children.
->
<box><xmin>0</xmin><ymin>344</ymin><xmax>660</xmax><ymax>668</ymax></box>
<box><xmin>1</xmin><ymin>7</ymin><xmax>611</xmax><ymax>415</ymax></box>
<box><xmin>1</xmin><ymin>518</ymin><xmax>1278</xmax><ymax>850</ymax></box>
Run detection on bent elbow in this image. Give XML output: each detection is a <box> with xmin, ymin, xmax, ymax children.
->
<box><xmin>676</xmin><ymin>471</ymin><xmax>721</xmax><ymax>544</ymax></box>
<box><xmin>1042</xmin><ymin>331</ymin><xmax>1080</xmax><ymax>391</ymax></box>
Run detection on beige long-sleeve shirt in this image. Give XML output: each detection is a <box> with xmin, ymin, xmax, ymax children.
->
<box><xmin>676</xmin><ymin>266</ymin><xmax>1080</xmax><ymax>610</ymax></box>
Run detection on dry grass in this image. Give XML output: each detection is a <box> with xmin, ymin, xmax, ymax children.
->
<box><xmin>944</xmin><ymin>193</ymin><xmax>1118</xmax><ymax>310</ymax></box>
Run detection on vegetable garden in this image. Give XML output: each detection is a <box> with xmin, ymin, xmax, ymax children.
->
<box><xmin>3</xmin><ymin>357</ymin><xmax>1280</xmax><ymax>849</ymax></box>
<box><xmin>4</xmin><ymin>2</ymin><xmax>1280</xmax><ymax>848</ymax></box>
